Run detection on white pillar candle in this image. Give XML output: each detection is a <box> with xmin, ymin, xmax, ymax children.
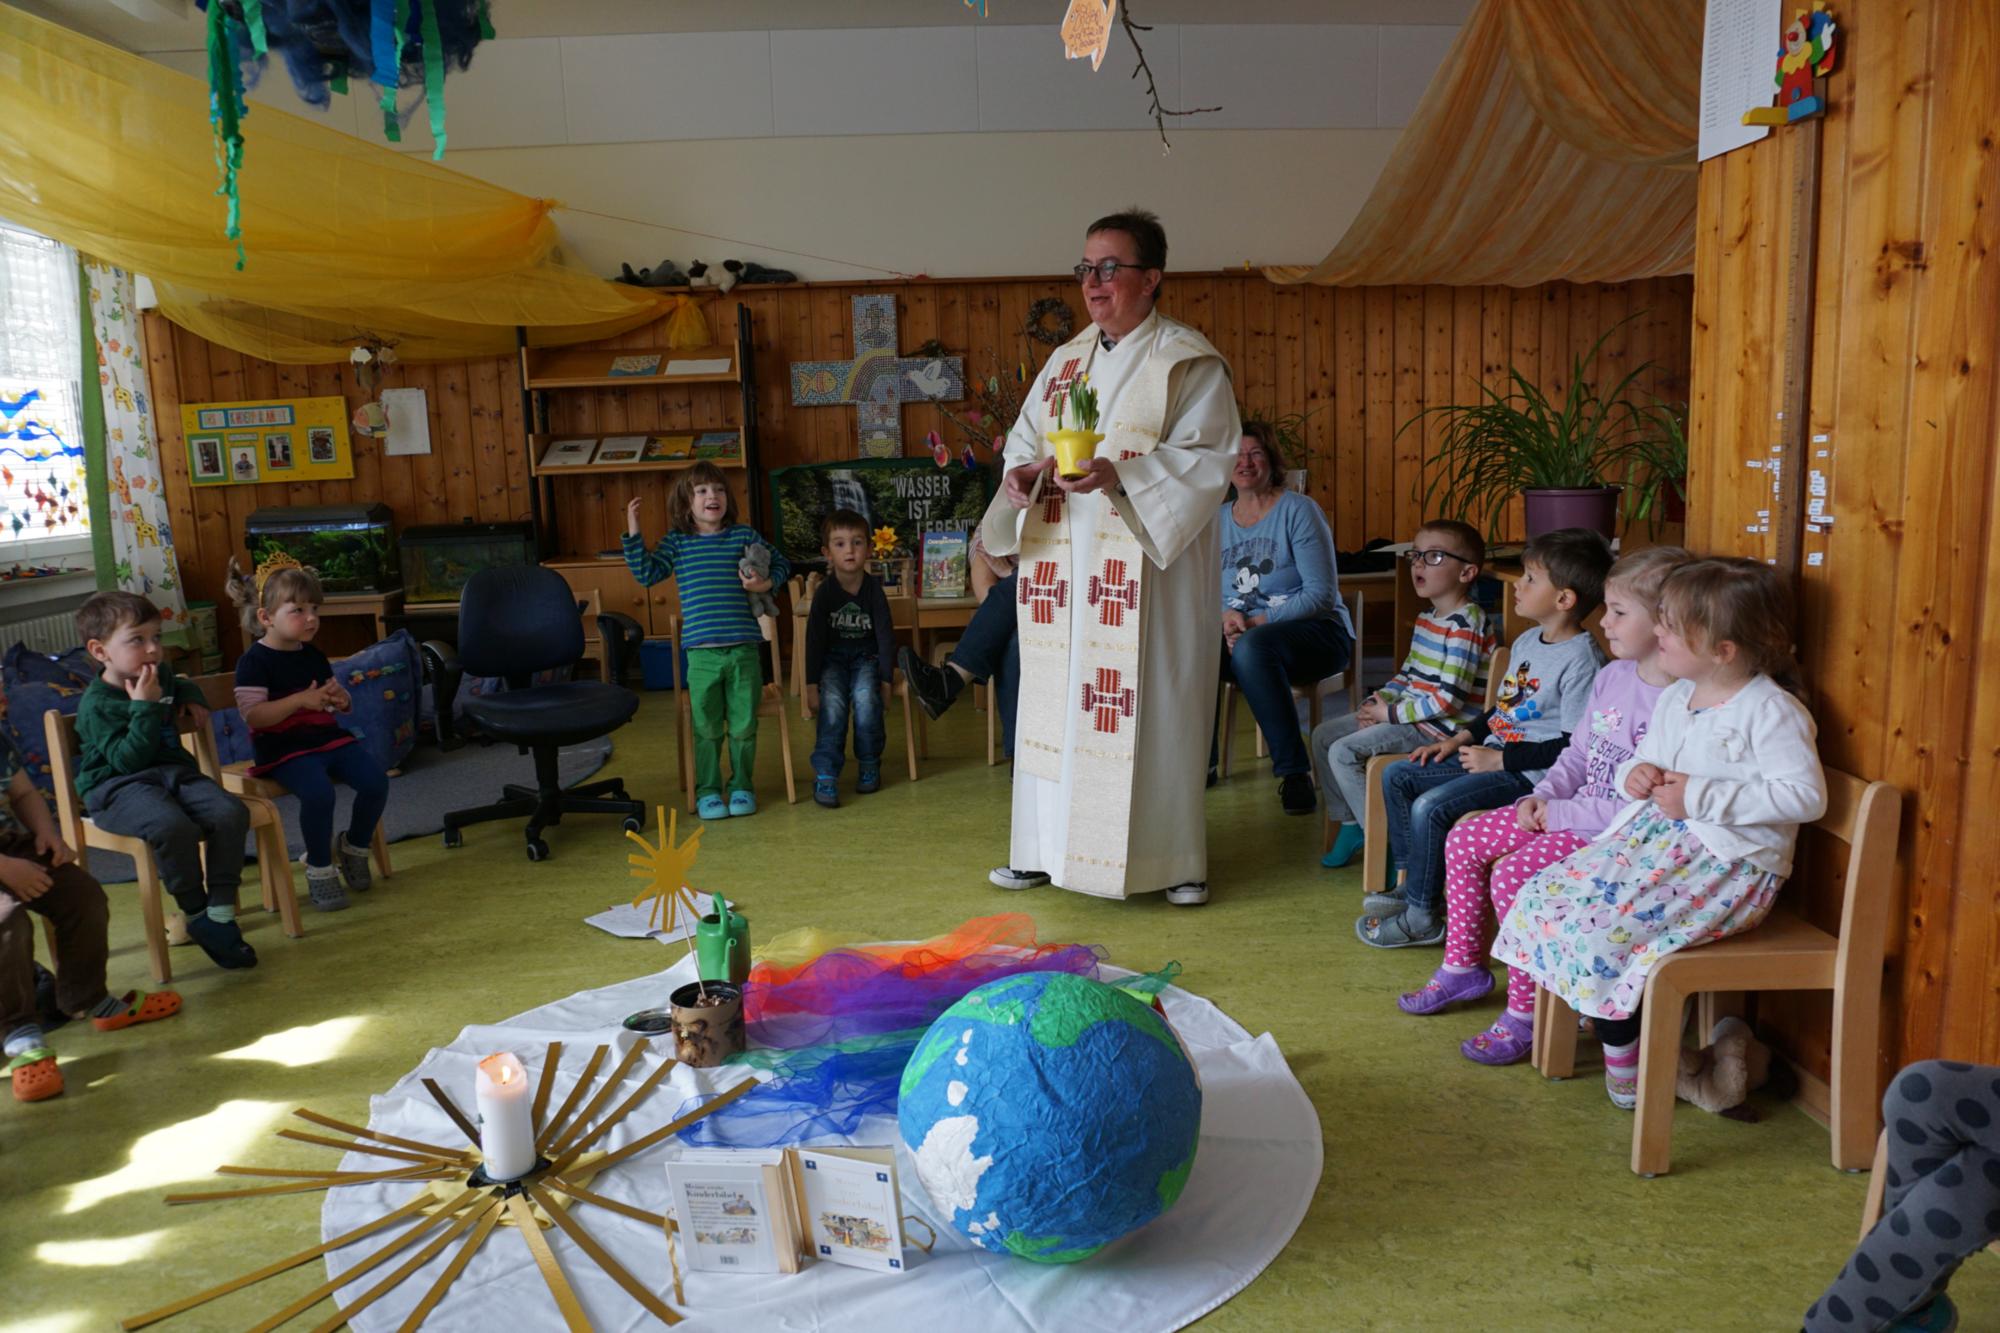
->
<box><xmin>474</xmin><ymin>1052</ymin><xmax>536</xmax><ymax>1181</ymax></box>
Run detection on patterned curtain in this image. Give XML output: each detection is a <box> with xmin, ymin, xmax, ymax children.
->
<box><xmin>83</xmin><ymin>260</ymin><xmax>189</xmax><ymax>641</ymax></box>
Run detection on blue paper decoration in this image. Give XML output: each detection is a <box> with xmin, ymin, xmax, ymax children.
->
<box><xmin>898</xmin><ymin>970</ymin><xmax>1201</xmax><ymax>1263</ymax></box>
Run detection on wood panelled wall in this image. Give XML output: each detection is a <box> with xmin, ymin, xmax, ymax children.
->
<box><xmin>143</xmin><ymin>272</ymin><xmax>1690</xmax><ymax>654</ymax></box>
<box><xmin>1687</xmin><ymin>0</ymin><xmax>2000</xmax><ymax>1080</ymax></box>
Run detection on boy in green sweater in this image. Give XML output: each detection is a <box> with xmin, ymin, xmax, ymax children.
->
<box><xmin>74</xmin><ymin>592</ymin><xmax>255</xmax><ymax>971</ymax></box>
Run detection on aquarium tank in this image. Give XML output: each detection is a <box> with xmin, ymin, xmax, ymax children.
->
<box><xmin>245</xmin><ymin>505</ymin><xmax>397</xmax><ymax>594</ymax></box>
<box><xmin>399</xmin><ymin>521</ymin><xmax>537</xmax><ymax>603</ymax></box>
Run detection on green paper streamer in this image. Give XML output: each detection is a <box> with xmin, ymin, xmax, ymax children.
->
<box><xmin>205</xmin><ymin>2</ymin><xmax>249</xmax><ymax>268</ymax></box>
<box><xmin>330</xmin><ymin>61</ymin><xmax>348</xmax><ymax>96</ymax></box>
<box><xmin>379</xmin><ymin>0</ymin><xmax>408</xmax><ymax>143</ymax></box>
<box><xmin>476</xmin><ymin>0</ymin><xmax>495</xmax><ymax>41</ymax></box>
<box><xmin>419</xmin><ymin>0</ymin><xmax>448</xmax><ymax>158</ymax></box>
<box><xmin>241</xmin><ymin>0</ymin><xmax>268</xmax><ymax>56</ymax></box>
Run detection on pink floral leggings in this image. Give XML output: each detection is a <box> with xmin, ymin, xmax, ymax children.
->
<box><xmin>1442</xmin><ymin>807</ymin><xmax>1589</xmax><ymax>1014</ymax></box>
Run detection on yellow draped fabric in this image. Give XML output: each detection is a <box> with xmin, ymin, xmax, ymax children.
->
<box><xmin>1267</xmin><ymin>0</ymin><xmax>1701</xmax><ymax>288</ymax></box>
<box><xmin>0</xmin><ymin>7</ymin><xmax>668</xmax><ymax>362</ymax></box>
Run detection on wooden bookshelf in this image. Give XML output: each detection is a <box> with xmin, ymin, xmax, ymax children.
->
<box><xmin>524</xmin><ymin>344</ymin><xmax>740</xmax><ymax>390</ymax></box>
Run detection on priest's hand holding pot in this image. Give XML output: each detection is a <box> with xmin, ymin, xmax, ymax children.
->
<box><xmin>1005</xmin><ymin>457</ymin><xmax>1056</xmax><ymax>507</ymax></box>
<box><xmin>1055</xmin><ymin>456</ymin><xmax>1119</xmax><ymax>495</ymax></box>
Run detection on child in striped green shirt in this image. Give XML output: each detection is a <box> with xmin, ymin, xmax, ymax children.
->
<box><xmin>624</xmin><ymin>463</ymin><xmax>790</xmax><ymax>819</ymax></box>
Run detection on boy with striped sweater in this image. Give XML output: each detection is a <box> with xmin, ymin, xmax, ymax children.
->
<box><xmin>624</xmin><ymin>463</ymin><xmax>790</xmax><ymax>820</ymax></box>
<box><xmin>1311</xmin><ymin>519</ymin><xmax>1494</xmax><ymax>868</ymax></box>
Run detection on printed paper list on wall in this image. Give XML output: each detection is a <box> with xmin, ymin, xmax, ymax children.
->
<box><xmin>179</xmin><ymin>396</ymin><xmax>356</xmax><ymax>487</ymax></box>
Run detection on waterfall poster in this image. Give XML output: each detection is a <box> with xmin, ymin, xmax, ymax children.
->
<box><xmin>768</xmin><ymin>458</ymin><xmax>996</xmax><ymax>573</ymax></box>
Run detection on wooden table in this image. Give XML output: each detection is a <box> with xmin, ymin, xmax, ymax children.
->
<box><xmin>321</xmin><ymin>588</ymin><xmax>404</xmax><ymax>641</ymax></box>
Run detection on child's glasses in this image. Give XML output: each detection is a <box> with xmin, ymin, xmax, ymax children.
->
<box><xmin>1406</xmin><ymin>548</ymin><xmax>1475</xmax><ymax>567</ymax></box>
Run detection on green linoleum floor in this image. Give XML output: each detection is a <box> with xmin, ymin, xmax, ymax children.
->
<box><xmin>3</xmin><ymin>693</ymin><xmax>1994</xmax><ymax>1332</ymax></box>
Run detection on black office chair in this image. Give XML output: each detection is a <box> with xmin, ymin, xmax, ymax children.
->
<box><xmin>424</xmin><ymin>566</ymin><xmax>644</xmax><ymax>860</ymax></box>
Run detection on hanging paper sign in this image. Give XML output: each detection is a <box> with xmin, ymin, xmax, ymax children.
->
<box><xmin>1060</xmin><ymin>0</ymin><xmax>1116</xmax><ymax>72</ymax></box>
<box><xmin>180</xmin><ymin>396</ymin><xmax>355</xmax><ymax>486</ymax></box>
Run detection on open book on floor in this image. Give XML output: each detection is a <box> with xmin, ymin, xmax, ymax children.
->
<box><xmin>665</xmin><ymin>1145</ymin><xmax>906</xmax><ymax>1276</ymax></box>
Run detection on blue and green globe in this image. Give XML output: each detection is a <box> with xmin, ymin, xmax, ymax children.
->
<box><xmin>897</xmin><ymin>970</ymin><xmax>1202</xmax><ymax>1263</ymax></box>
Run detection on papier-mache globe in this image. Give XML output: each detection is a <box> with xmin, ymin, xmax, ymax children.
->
<box><xmin>897</xmin><ymin>970</ymin><xmax>1201</xmax><ymax>1263</ymax></box>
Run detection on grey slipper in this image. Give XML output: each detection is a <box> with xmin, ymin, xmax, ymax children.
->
<box><xmin>1361</xmin><ymin>886</ymin><xmax>1407</xmax><ymax>916</ymax></box>
<box><xmin>305</xmin><ymin>862</ymin><xmax>349</xmax><ymax>912</ymax></box>
<box><xmin>1355</xmin><ymin>909</ymin><xmax>1444</xmax><ymax>949</ymax></box>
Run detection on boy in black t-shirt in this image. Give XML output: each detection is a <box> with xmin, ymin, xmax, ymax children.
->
<box><xmin>803</xmin><ymin>510</ymin><xmax>896</xmax><ymax>807</ymax></box>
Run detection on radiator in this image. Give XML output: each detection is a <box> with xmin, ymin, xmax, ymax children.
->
<box><xmin>1</xmin><ymin>607</ymin><xmax>83</xmax><ymax>656</ymax></box>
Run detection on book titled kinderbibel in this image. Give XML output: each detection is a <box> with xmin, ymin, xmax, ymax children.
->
<box><xmin>664</xmin><ymin>1145</ymin><xmax>906</xmax><ymax>1277</ymax></box>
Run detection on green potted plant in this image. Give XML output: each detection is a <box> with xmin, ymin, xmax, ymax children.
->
<box><xmin>1409</xmin><ymin>326</ymin><xmax>1654</xmax><ymax>541</ymax></box>
<box><xmin>1622</xmin><ymin>398</ymin><xmax>1689</xmax><ymax>531</ymax></box>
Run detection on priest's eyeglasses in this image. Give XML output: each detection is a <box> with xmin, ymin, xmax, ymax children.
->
<box><xmin>1406</xmin><ymin>547</ymin><xmax>1476</xmax><ymax>567</ymax></box>
<box><xmin>1073</xmin><ymin>259</ymin><xmax>1139</xmax><ymax>284</ymax></box>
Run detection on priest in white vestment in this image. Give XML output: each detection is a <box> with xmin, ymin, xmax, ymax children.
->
<box><xmin>977</xmin><ymin>209</ymin><xmax>1238</xmax><ymax>904</ymax></box>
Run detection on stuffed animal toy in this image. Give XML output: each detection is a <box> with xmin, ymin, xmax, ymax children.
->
<box><xmin>713</xmin><ymin>261</ymin><xmax>740</xmax><ymax>294</ymax></box>
<box><xmin>732</xmin><ymin>260</ymin><xmax>798</xmax><ymax>285</ymax></box>
<box><xmin>739</xmin><ymin>543</ymin><xmax>780</xmax><ymax>622</ymax></box>
<box><xmin>1674</xmin><ymin>1016</ymin><xmax>1774</xmax><ymax>1119</ymax></box>
<box><xmin>614</xmin><ymin>260</ymin><xmax>689</xmax><ymax>288</ymax></box>
<box><xmin>687</xmin><ymin>260</ymin><xmax>715</xmax><ymax>289</ymax></box>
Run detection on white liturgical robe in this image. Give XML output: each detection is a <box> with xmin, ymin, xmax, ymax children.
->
<box><xmin>978</xmin><ymin>310</ymin><xmax>1238</xmax><ymax>897</ymax></box>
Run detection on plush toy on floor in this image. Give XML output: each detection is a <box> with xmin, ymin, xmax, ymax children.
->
<box><xmin>1675</xmin><ymin>1016</ymin><xmax>1776</xmax><ymax>1120</ymax></box>
<box><xmin>739</xmin><ymin>543</ymin><xmax>780</xmax><ymax>622</ymax></box>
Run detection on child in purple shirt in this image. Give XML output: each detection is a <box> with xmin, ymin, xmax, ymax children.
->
<box><xmin>1393</xmin><ymin>546</ymin><xmax>1691</xmax><ymax>1065</ymax></box>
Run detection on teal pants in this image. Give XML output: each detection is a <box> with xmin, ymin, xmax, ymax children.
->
<box><xmin>686</xmin><ymin>643</ymin><xmax>761</xmax><ymax>800</ymax></box>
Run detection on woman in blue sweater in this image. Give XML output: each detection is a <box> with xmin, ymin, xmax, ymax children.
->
<box><xmin>1214</xmin><ymin>422</ymin><xmax>1353</xmax><ymax>814</ymax></box>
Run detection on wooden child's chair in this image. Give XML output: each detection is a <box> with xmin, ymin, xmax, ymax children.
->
<box><xmin>1348</xmin><ymin>644</ymin><xmax>1509</xmax><ymax>869</ymax></box>
<box><xmin>1530</xmin><ymin>768</ymin><xmax>1900</xmax><ymax>1177</ymax></box>
<box><xmin>787</xmin><ymin>573</ymin><xmax>922</xmax><ymax>782</ymax></box>
<box><xmin>185</xmin><ymin>673</ymin><xmax>392</xmax><ymax>881</ymax></box>
<box><xmin>43</xmin><ymin>709</ymin><xmax>300</xmax><ymax>985</ymax></box>
<box><xmin>1218</xmin><ymin>588</ymin><xmax>1365</xmax><ymax>781</ymax></box>
<box><xmin>670</xmin><ymin>612</ymin><xmax>798</xmax><ymax>811</ymax></box>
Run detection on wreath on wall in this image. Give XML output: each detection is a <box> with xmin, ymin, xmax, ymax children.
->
<box><xmin>1024</xmin><ymin>298</ymin><xmax>1076</xmax><ymax>346</ymax></box>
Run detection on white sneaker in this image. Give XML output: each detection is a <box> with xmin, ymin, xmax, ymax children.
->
<box><xmin>1164</xmin><ymin>882</ymin><xmax>1209</xmax><ymax>906</ymax></box>
<box><xmin>989</xmin><ymin>867</ymin><xmax>1050</xmax><ymax>891</ymax></box>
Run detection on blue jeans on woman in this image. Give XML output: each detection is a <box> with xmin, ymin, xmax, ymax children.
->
<box><xmin>266</xmin><ymin>744</ymin><xmax>390</xmax><ymax>868</ymax></box>
<box><xmin>1213</xmin><ymin>618</ymin><xmax>1352</xmax><ymax>778</ymax></box>
<box><xmin>945</xmin><ymin>573</ymin><xmax>1019</xmax><ymax>760</ymax></box>
<box><xmin>1382</xmin><ymin>757</ymin><xmax>1532</xmax><ymax>912</ymax></box>
<box><xmin>811</xmin><ymin>649</ymin><xmax>885</xmax><ymax>779</ymax></box>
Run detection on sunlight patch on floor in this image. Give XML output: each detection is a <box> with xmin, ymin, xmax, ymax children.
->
<box><xmin>34</xmin><ymin>1229</ymin><xmax>171</xmax><ymax>1266</ymax></box>
<box><xmin>64</xmin><ymin>1099</ymin><xmax>287</xmax><ymax>1214</ymax></box>
<box><xmin>215</xmin><ymin>1015</ymin><xmax>368</xmax><ymax>1068</ymax></box>
<box><xmin>6</xmin><ymin>1313</ymin><xmax>92</xmax><ymax>1333</ymax></box>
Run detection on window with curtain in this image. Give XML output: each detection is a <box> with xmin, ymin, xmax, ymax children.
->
<box><xmin>0</xmin><ymin>220</ymin><xmax>92</xmax><ymax>563</ymax></box>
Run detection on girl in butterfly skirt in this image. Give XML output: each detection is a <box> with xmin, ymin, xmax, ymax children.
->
<box><xmin>1491</xmin><ymin>557</ymin><xmax>1827</xmax><ymax>1110</ymax></box>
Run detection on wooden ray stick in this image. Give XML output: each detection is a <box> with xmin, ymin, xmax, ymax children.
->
<box><xmin>165</xmin><ymin>1161</ymin><xmax>448</xmax><ymax>1204</ymax></box>
<box><xmin>585</xmin><ymin>1077</ymin><xmax>757</xmax><ymax>1175</ymax></box>
<box><xmin>244</xmin><ymin>1187</ymin><xmax>485</xmax><ymax>1333</ymax></box>
<box><xmin>121</xmin><ymin>1193</ymin><xmax>438</xmax><ymax>1330</ymax></box>
<box><xmin>276</xmin><ymin>1129</ymin><xmax>456</xmax><ymax>1166</ymax></box>
<box><xmin>545</xmin><ymin>1054</ymin><xmax>679</xmax><ymax>1175</ymax></box>
<box><xmin>536</xmin><ymin>1044</ymin><xmax>608</xmax><ymax>1153</ymax></box>
<box><xmin>396</xmin><ymin>1190</ymin><xmax>506</xmax><ymax>1333</ymax></box>
<box><xmin>506</xmin><ymin>1192</ymin><xmax>592</xmax><ymax>1332</ymax></box>
<box><xmin>420</xmin><ymin>1078</ymin><xmax>484</xmax><ymax>1148</ymax></box>
<box><xmin>530</xmin><ymin>1040</ymin><xmax>565</xmax><ymax>1134</ymax></box>
<box><xmin>540</xmin><ymin>1176</ymin><xmax>670</xmax><ymax>1229</ymax></box>
<box><xmin>543</xmin><ymin>1039</ymin><xmax>651</xmax><ymax>1160</ymax></box>
<box><xmin>529</xmin><ymin>1182</ymin><xmax>683</xmax><ymax>1326</ymax></box>
<box><xmin>291</xmin><ymin>1108</ymin><xmax>477</xmax><ymax>1163</ymax></box>
<box><xmin>217</xmin><ymin>1165</ymin><xmax>424</xmax><ymax>1180</ymax></box>
<box><xmin>304</xmin><ymin>1195</ymin><xmax>500</xmax><ymax>1333</ymax></box>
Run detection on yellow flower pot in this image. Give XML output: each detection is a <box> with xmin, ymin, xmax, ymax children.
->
<box><xmin>1047</xmin><ymin>429</ymin><xmax>1104</xmax><ymax>479</ymax></box>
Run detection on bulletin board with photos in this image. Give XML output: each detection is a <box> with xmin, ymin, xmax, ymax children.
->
<box><xmin>180</xmin><ymin>396</ymin><xmax>356</xmax><ymax>487</ymax></box>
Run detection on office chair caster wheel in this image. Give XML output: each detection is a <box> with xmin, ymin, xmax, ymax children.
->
<box><xmin>622</xmin><ymin>816</ymin><xmax>643</xmax><ymax>834</ymax></box>
<box><xmin>443</xmin><ymin>828</ymin><xmax>463</xmax><ymax>849</ymax></box>
<box><xmin>526</xmin><ymin>838</ymin><xmax>550</xmax><ymax>862</ymax></box>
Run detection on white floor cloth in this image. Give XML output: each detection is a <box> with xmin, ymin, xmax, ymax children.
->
<box><xmin>321</xmin><ymin>955</ymin><xmax>1322</xmax><ymax>1332</ymax></box>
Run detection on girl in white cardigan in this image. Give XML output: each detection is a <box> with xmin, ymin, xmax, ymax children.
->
<box><xmin>1492</xmin><ymin>557</ymin><xmax>1827</xmax><ymax>1109</ymax></box>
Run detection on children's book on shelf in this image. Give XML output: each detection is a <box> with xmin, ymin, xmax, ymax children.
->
<box><xmin>593</xmin><ymin>435</ymin><xmax>649</xmax><ymax>464</ymax></box>
<box><xmin>607</xmin><ymin>354</ymin><xmax>663</xmax><ymax>377</ymax></box>
<box><xmin>644</xmin><ymin>433</ymin><xmax>696</xmax><ymax>461</ymax></box>
<box><xmin>920</xmin><ymin>529</ymin><xmax>969</xmax><ymax>598</ymax></box>
<box><xmin>664</xmin><ymin>356</ymin><xmax>732</xmax><ymax>376</ymax></box>
<box><xmin>665</xmin><ymin>1145</ymin><xmax>905</xmax><ymax>1277</ymax></box>
<box><xmin>693</xmin><ymin>431</ymin><xmax>742</xmax><ymax>460</ymax></box>
<box><xmin>538</xmin><ymin>437</ymin><xmax>600</xmax><ymax>468</ymax></box>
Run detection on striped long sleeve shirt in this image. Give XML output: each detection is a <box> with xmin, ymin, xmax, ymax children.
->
<box><xmin>622</xmin><ymin>526</ymin><xmax>791</xmax><ymax>649</ymax></box>
<box><xmin>1375</xmin><ymin>603</ymin><xmax>1496</xmax><ymax>736</ymax></box>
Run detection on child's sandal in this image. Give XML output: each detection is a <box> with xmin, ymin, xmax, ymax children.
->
<box><xmin>91</xmin><ymin>989</ymin><xmax>184</xmax><ymax>1033</ymax></box>
<box><xmin>9</xmin><ymin>1048</ymin><xmax>62</xmax><ymax>1102</ymax></box>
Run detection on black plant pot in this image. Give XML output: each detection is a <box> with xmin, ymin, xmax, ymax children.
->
<box><xmin>1523</xmin><ymin>486</ymin><xmax>1622</xmax><ymax>541</ymax></box>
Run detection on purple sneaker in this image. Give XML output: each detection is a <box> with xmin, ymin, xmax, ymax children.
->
<box><xmin>1397</xmin><ymin>967</ymin><xmax>1494</xmax><ymax>1015</ymax></box>
<box><xmin>1460</xmin><ymin>1011</ymin><xmax>1534</xmax><ymax>1066</ymax></box>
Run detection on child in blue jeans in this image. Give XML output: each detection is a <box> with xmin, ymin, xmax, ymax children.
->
<box><xmin>804</xmin><ymin>509</ymin><xmax>895</xmax><ymax>807</ymax></box>
<box><xmin>1355</xmin><ymin>527</ymin><xmax>1611</xmax><ymax>949</ymax></box>
<box><xmin>233</xmin><ymin>564</ymin><xmax>389</xmax><ymax>912</ymax></box>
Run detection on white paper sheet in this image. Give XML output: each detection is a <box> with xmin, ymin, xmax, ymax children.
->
<box><xmin>1699</xmin><ymin>0</ymin><xmax>1783</xmax><ymax>161</ymax></box>
<box><xmin>380</xmin><ymin>387</ymin><xmax>432</xmax><ymax>457</ymax></box>
<box><xmin>664</xmin><ymin>358</ymin><xmax>732</xmax><ymax>376</ymax></box>
<box><xmin>585</xmin><ymin>894</ymin><xmax>724</xmax><ymax>942</ymax></box>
